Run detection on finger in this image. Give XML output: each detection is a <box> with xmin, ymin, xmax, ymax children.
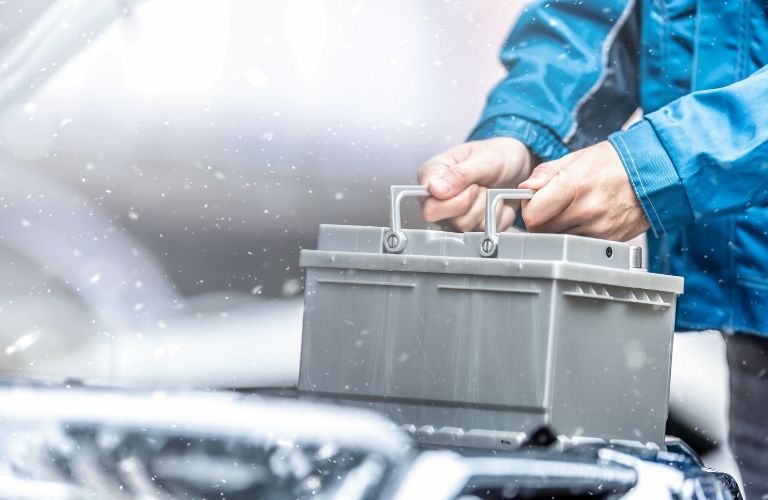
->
<box><xmin>451</xmin><ymin>187</ymin><xmax>487</xmax><ymax>232</ymax></box>
<box><xmin>451</xmin><ymin>153</ymin><xmax>513</xmax><ymax>189</ymax></box>
<box><xmin>565</xmin><ymin>220</ymin><xmax>616</xmax><ymax>240</ymax></box>
<box><xmin>423</xmin><ymin>154</ymin><xmax>510</xmax><ymax>200</ymax></box>
<box><xmin>418</xmin><ymin>145</ymin><xmax>473</xmax><ymax>199</ymax></box>
<box><xmin>521</xmin><ymin>171</ymin><xmax>576</xmax><ymax>230</ymax></box>
<box><xmin>421</xmin><ymin>184</ymin><xmax>479</xmax><ymax>222</ymax></box>
<box><xmin>518</xmin><ymin>160</ymin><xmax>566</xmax><ymax>191</ymax></box>
<box><xmin>527</xmin><ymin>211</ymin><xmax>581</xmax><ymax>234</ymax></box>
<box><xmin>418</xmin><ymin>144</ymin><xmax>473</xmax><ymax>183</ymax></box>
<box><xmin>496</xmin><ymin>205</ymin><xmax>518</xmax><ymax>232</ymax></box>
<box><xmin>567</xmin><ymin>224</ymin><xmax>600</xmax><ymax>238</ymax></box>
<box><xmin>418</xmin><ymin>161</ymin><xmax>456</xmax><ymax>199</ymax></box>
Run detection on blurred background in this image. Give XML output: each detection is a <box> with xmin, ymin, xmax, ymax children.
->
<box><xmin>0</xmin><ymin>0</ymin><xmax>739</xmax><ymax>481</ymax></box>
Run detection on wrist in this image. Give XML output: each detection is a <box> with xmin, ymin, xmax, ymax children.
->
<box><xmin>474</xmin><ymin>136</ymin><xmax>534</xmax><ymax>187</ymax></box>
<box><xmin>608</xmin><ymin>120</ymin><xmax>694</xmax><ymax>235</ymax></box>
<box><xmin>468</xmin><ymin>114</ymin><xmax>569</xmax><ymax>162</ymax></box>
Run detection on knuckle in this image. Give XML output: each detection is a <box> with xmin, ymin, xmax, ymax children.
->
<box><xmin>448</xmin><ymin>166</ymin><xmax>471</xmax><ymax>187</ymax></box>
<box><xmin>521</xmin><ymin>210</ymin><xmax>539</xmax><ymax>230</ymax></box>
<box><xmin>425</xmin><ymin>151</ymin><xmax>453</xmax><ymax>166</ymax></box>
<box><xmin>580</xmin><ymin>197</ymin><xmax>603</xmax><ymax>220</ymax></box>
<box><xmin>533</xmin><ymin>161</ymin><xmax>558</xmax><ymax>177</ymax></box>
<box><xmin>418</xmin><ymin>163</ymin><xmax>445</xmax><ymax>183</ymax></box>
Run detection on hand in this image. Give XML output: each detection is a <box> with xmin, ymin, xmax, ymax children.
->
<box><xmin>417</xmin><ymin>137</ymin><xmax>533</xmax><ymax>232</ymax></box>
<box><xmin>518</xmin><ymin>141</ymin><xmax>650</xmax><ymax>241</ymax></box>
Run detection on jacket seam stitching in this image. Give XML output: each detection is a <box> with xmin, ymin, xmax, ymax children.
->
<box><xmin>738</xmin><ymin>0</ymin><xmax>751</xmax><ymax>80</ymax></box>
<box><xmin>615</xmin><ymin>132</ymin><xmax>665</xmax><ymax>234</ymax></box>
<box><xmin>658</xmin><ymin>0</ymin><xmax>671</xmax><ymax>91</ymax></box>
<box><xmin>736</xmin><ymin>1</ymin><xmax>744</xmax><ymax>78</ymax></box>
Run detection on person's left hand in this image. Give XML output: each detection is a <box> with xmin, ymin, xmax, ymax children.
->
<box><xmin>519</xmin><ymin>141</ymin><xmax>650</xmax><ymax>242</ymax></box>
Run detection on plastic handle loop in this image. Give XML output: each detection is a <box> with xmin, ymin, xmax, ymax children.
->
<box><xmin>383</xmin><ymin>186</ymin><xmax>535</xmax><ymax>256</ymax></box>
<box><xmin>479</xmin><ymin>189</ymin><xmax>535</xmax><ymax>258</ymax></box>
<box><xmin>384</xmin><ymin>185</ymin><xmax>430</xmax><ymax>253</ymax></box>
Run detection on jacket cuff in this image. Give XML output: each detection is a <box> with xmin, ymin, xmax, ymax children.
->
<box><xmin>608</xmin><ymin>120</ymin><xmax>694</xmax><ymax>236</ymax></box>
<box><xmin>468</xmin><ymin>115</ymin><xmax>569</xmax><ymax>162</ymax></box>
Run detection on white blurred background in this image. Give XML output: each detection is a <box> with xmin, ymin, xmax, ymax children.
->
<box><xmin>0</xmin><ymin>0</ymin><xmax>524</xmax><ymax>383</ymax></box>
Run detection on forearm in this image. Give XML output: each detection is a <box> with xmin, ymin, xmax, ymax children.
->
<box><xmin>609</xmin><ymin>65</ymin><xmax>768</xmax><ymax>235</ymax></box>
<box><xmin>470</xmin><ymin>0</ymin><xmax>639</xmax><ymax>161</ymax></box>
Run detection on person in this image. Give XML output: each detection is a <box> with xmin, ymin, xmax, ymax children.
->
<box><xmin>417</xmin><ymin>1</ymin><xmax>768</xmax><ymax>497</ymax></box>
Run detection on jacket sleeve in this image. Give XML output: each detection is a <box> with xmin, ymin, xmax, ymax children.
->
<box><xmin>469</xmin><ymin>0</ymin><xmax>640</xmax><ymax>161</ymax></box>
<box><xmin>608</xmin><ymin>65</ymin><xmax>768</xmax><ymax>236</ymax></box>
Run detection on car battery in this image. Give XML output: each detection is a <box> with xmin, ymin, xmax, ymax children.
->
<box><xmin>299</xmin><ymin>186</ymin><xmax>684</xmax><ymax>448</ymax></box>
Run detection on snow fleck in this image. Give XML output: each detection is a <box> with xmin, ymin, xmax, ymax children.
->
<box><xmin>281</xmin><ymin>278</ymin><xmax>301</xmax><ymax>296</ymax></box>
<box><xmin>315</xmin><ymin>443</ymin><xmax>338</xmax><ymax>460</ymax></box>
<box><xmin>624</xmin><ymin>341</ymin><xmax>647</xmax><ymax>371</ymax></box>
<box><xmin>128</xmin><ymin>210</ymin><xmax>139</xmax><ymax>220</ymax></box>
<box><xmin>23</xmin><ymin>102</ymin><xmax>37</xmax><ymax>114</ymax></box>
<box><xmin>89</xmin><ymin>273</ymin><xmax>101</xmax><ymax>284</ymax></box>
<box><xmin>5</xmin><ymin>331</ymin><xmax>42</xmax><ymax>356</ymax></box>
<box><xmin>20</xmin><ymin>219</ymin><xmax>31</xmax><ymax>227</ymax></box>
<box><xmin>119</xmin><ymin>457</ymin><xmax>139</xmax><ymax>473</ymax></box>
<box><xmin>334</xmin><ymin>191</ymin><xmax>344</xmax><ymax>201</ymax></box>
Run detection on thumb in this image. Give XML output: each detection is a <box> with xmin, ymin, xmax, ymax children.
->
<box><xmin>518</xmin><ymin>160</ymin><xmax>565</xmax><ymax>191</ymax></box>
<box><xmin>425</xmin><ymin>154</ymin><xmax>511</xmax><ymax>200</ymax></box>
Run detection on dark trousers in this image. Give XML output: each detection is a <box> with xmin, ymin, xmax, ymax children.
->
<box><xmin>726</xmin><ymin>333</ymin><xmax>768</xmax><ymax>500</ymax></box>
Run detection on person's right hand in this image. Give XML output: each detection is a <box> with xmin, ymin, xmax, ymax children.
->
<box><xmin>417</xmin><ymin>137</ymin><xmax>533</xmax><ymax>232</ymax></box>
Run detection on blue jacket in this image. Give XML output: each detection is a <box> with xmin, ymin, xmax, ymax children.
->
<box><xmin>469</xmin><ymin>0</ymin><xmax>768</xmax><ymax>336</ymax></box>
